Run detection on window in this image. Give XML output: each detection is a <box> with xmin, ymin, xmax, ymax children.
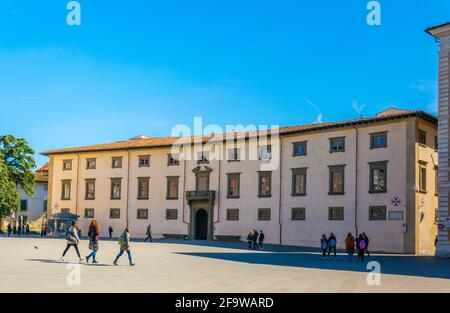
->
<box><xmin>137</xmin><ymin>177</ymin><xmax>150</xmax><ymax>199</ymax></box>
<box><xmin>227</xmin><ymin>173</ymin><xmax>240</xmax><ymax>198</ymax></box>
<box><xmin>112</xmin><ymin>157</ymin><xmax>122</xmax><ymax>169</ymax></box>
<box><xmin>110</xmin><ymin>208</ymin><xmax>121</xmax><ymax>219</ymax></box>
<box><xmin>329</xmin><ymin>137</ymin><xmax>345</xmax><ymax>153</ymax></box>
<box><xmin>329</xmin><ymin>207</ymin><xmax>344</xmax><ymax>221</ymax></box>
<box><xmin>43</xmin><ymin>199</ymin><xmax>47</xmax><ymax>212</ymax></box>
<box><xmin>293</xmin><ymin>141</ymin><xmax>307</xmax><ymax>156</ymax></box>
<box><xmin>418</xmin><ymin>130</ymin><xmax>427</xmax><ymax>145</ymax></box>
<box><xmin>419</xmin><ymin>162</ymin><xmax>427</xmax><ymax>193</ymax></box>
<box><xmin>291</xmin><ymin>207</ymin><xmax>306</xmax><ymax>221</ymax></box>
<box><xmin>44</xmin><ymin>184</ymin><xmax>48</xmax><ymax>191</ymax></box>
<box><xmin>139</xmin><ymin>155</ymin><xmax>150</xmax><ymax>167</ymax></box>
<box><xmin>259</xmin><ymin>145</ymin><xmax>272</xmax><ymax>161</ymax></box>
<box><xmin>85</xmin><ymin>179</ymin><xmax>96</xmax><ymax>200</ymax></box>
<box><xmin>197</xmin><ymin>152</ymin><xmax>210</xmax><ymax>164</ymax></box>
<box><xmin>258</xmin><ymin>171</ymin><xmax>272</xmax><ymax>197</ymax></box>
<box><xmin>166</xmin><ymin>176</ymin><xmax>179</xmax><ymax>199</ymax></box>
<box><xmin>63</xmin><ymin>160</ymin><xmax>72</xmax><ymax>171</ymax></box>
<box><xmin>61</xmin><ymin>180</ymin><xmax>71</xmax><ymax>200</ymax></box>
<box><xmin>227</xmin><ymin>148</ymin><xmax>240</xmax><ymax>162</ymax></box>
<box><xmin>258</xmin><ymin>208</ymin><xmax>271</xmax><ymax>221</ymax></box>
<box><xmin>329</xmin><ymin>165</ymin><xmax>345</xmax><ymax>194</ymax></box>
<box><xmin>166</xmin><ymin>209</ymin><xmax>178</xmax><ymax>220</ymax></box>
<box><xmin>435</xmin><ymin>136</ymin><xmax>438</xmax><ymax>150</ymax></box>
<box><xmin>61</xmin><ymin>208</ymin><xmax>70</xmax><ymax>213</ymax></box>
<box><xmin>84</xmin><ymin>208</ymin><xmax>95</xmax><ymax>219</ymax></box>
<box><xmin>20</xmin><ymin>200</ymin><xmax>28</xmax><ymax>211</ymax></box>
<box><xmin>369</xmin><ymin>161</ymin><xmax>388</xmax><ymax>193</ymax></box>
<box><xmin>435</xmin><ymin>165</ymin><xmax>439</xmax><ymax>196</ymax></box>
<box><xmin>196</xmin><ymin>172</ymin><xmax>210</xmax><ymax>192</ymax></box>
<box><xmin>86</xmin><ymin>158</ymin><xmax>96</xmax><ymax>170</ymax></box>
<box><xmin>167</xmin><ymin>154</ymin><xmax>180</xmax><ymax>166</ymax></box>
<box><xmin>226</xmin><ymin>209</ymin><xmax>239</xmax><ymax>221</ymax></box>
<box><xmin>369</xmin><ymin>206</ymin><xmax>387</xmax><ymax>221</ymax></box>
<box><xmin>370</xmin><ymin>132</ymin><xmax>387</xmax><ymax>149</ymax></box>
<box><xmin>110</xmin><ymin>178</ymin><xmax>122</xmax><ymax>199</ymax></box>
<box><xmin>137</xmin><ymin>209</ymin><xmax>149</xmax><ymax>220</ymax></box>
<box><xmin>292</xmin><ymin>168</ymin><xmax>307</xmax><ymax>196</ymax></box>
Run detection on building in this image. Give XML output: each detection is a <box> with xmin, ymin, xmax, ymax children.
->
<box><xmin>426</xmin><ymin>22</ymin><xmax>450</xmax><ymax>257</ymax></box>
<box><xmin>42</xmin><ymin>108</ymin><xmax>438</xmax><ymax>254</ymax></box>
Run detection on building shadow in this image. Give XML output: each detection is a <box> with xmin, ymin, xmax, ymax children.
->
<box><xmin>26</xmin><ymin>259</ymin><xmax>111</xmax><ymax>267</ymax></box>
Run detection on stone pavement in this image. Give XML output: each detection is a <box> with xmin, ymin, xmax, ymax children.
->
<box><xmin>0</xmin><ymin>236</ymin><xmax>449</xmax><ymax>293</ymax></box>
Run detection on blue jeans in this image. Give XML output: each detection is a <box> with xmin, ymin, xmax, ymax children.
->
<box><xmin>87</xmin><ymin>250</ymin><xmax>97</xmax><ymax>261</ymax></box>
<box><xmin>114</xmin><ymin>249</ymin><xmax>132</xmax><ymax>263</ymax></box>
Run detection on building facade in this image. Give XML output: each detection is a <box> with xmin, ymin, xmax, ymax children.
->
<box><xmin>43</xmin><ymin>109</ymin><xmax>438</xmax><ymax>254</ymax></box>
<box><xmin>426</xmin><ymin>22</ymin><xmax>450</xmax><ymax>257</ymax></box>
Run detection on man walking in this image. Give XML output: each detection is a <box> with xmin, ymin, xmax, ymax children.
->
<box><xmin>7</xmin><ymin>223</ymin><xmax>12</xmax><ymax>237</ymax></box>
<box><xmin>362</xmin><ymin>232</ymin><xmax>370</xmax><ymax>257</ymax></box>
<box><xmin>252</xmin><ymin>229</ymin><xmax>258</xmax><ymax>250</ymax></box>
<box><xmin>258</xmin><ymin>230</ymin><xmax>265</xmax><ymax>250</ymax></box>
<box><xmin>144</xmin><ymin>224</ymin><xmax>153</xmax><ymax>242</ymax></box>
<box><xmin>327</xmin><ymin>232</ymin><xmax>337</xmax><ymax>258</ymax></box>
<box><xmin>108</xmin><ymin>226</ymin><xmax>113</xmax><ymax>239</ymax></box>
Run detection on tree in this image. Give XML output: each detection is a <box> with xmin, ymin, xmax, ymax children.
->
<box><xmin>0</xmin><ymin>157</ymin><xmax>20</xmax><ymax>219</ymax></box>
<box><xmin>0</xmin><ymin>135</ymin><xmax>36</xmax><ymax>196</ymax></box>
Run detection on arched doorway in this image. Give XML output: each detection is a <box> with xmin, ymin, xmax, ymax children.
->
<box><xmin>195</xmin><ymin>209</ymin><xmax>208</xmax><ymax>240</ymax></box>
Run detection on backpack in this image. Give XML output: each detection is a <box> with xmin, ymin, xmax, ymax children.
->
<box><xmin>321</xmin><ymin>240</ymin><xmax>328</xmax><ymax>249</ymax></box>
<box><xmin>359</xmin><ymin>239</ymin><xmax>366</xmax><ymax>250</ymax></box>
<box><xmin>118</xmin><ymin>234</ymin><xmax>126</xmax><ymax>246</ymax></box>
<box><xmin>329</xmin><ymin>238</ymin><xmax>336</xmax><ymax>247</ymax></box>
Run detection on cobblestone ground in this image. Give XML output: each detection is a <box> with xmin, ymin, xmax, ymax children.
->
<box><xmin>0</xmin><ymin>236</ymin><xmax>449</xmax><ymax>293</ymax></box>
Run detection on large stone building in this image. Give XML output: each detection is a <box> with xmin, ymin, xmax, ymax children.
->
<box><xmin>426</xmin><ymin>22</ymin><xmax>450</xmax><ymax>257</ymax></box>
<box><xmin>42</xmin><ymin>108</ymin><xmax>438</xmax><ymax>254</ymax></box>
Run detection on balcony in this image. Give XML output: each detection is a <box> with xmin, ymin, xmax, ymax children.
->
<box><xmin>186</xmin><ymin>190</ymin><xmax>216</xmax><ymax>202</ymax></box>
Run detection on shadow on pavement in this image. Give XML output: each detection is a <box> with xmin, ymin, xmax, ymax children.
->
<box><xmin>26</xmin><ymin>259</ymin><xmax>111</xmax><ymax>267</ymax></box>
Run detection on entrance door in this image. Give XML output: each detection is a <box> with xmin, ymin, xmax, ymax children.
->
<box><xmin>195</xmin><ymin>209</ymin><xmax>208</xmax><ymax>240</ymax></box>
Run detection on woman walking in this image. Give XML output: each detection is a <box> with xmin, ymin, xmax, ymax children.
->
<box><xmin>320</xmin><ymin>234</ymin><xmax>328</xmax><ymax>258</ymax></box>
<box><xmin>344</xmin><ymin>232</ymin><xmax>355</xmax><ymax>262</ymax></box>
<box><xmin>113</xmin><ymin>228</ymin><xmax>135</xmax><ymax>266</ymax></box>
<box><xmin>327</xmin><ymin>232</ymin><xmax>337</xmax><ymax>258</ymax></box>
<box><xmin>60</xmin><ymin>221</ymin><xmax>83</xmax><ymax>262</ymax></box>
<box><xmin>86</xmin><ymin>219</ymin><xmax>100</xmax><ymax>264</ymax></box>
<box><xmin>357</xmin><ymin>234</ymin><xmax>366</xmax><ymax>262</ymax></box>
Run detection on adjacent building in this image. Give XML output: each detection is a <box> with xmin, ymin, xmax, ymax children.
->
<box><xmin>42</xmin><ymin>108</ymin><xmax>438</xmax><ymax>254</ymax></box>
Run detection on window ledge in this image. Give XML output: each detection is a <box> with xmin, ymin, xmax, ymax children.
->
<box><xmin>84</xmin><ymin>198</ymin><xmax>95</xmax><ymax>201</ymax></box>
<box><xmin>368</xmin><ymin>190</ymin><xmax>388</xmax><ymax>194</ymax></box>
<box><xmin>227</xmin><ymin>196</ymin><xmax>240</xmax><ymax>199</ymax></box>
<box><xmin>110</xmin><ymin>197</ymin><xmax>122</xmax><ymax>200</ymax></box>
<box><xmin>258</xmin><ymin>195</ymin><xmax>272</xmax><ymax>198</ymax></box>
<box><xmin>137</xmin><ymin>197</ymin><xmax>149</xmax><ymax>200</ymax></box>
<box><xmin>166</xmin><ymin>197</ymin><xmax>179</xmax><ymax>200</ymax></box>
<box><xmin>328</xmin><ymin>192</ymin><xmax>345</xmax><ymax>196</ymax></box>
<box><xmin>419</xmin><ymin>190</ymin><xmax>428</xmax><ymax>194</ymax></box>
<box><xmin>291</xmin><ymin>193</ymin><xmax>307</xmax><ymax>197</ymax></box>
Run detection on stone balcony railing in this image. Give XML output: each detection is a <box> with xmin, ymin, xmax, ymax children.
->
<box><xmin>185</xmin><ymin>190</ymin><xmax>216</xmax><ymax>202</ymax></box>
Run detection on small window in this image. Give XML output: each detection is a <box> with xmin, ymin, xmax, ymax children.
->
<box><xmin>112</xmin><ymin>157</ymin><xmax>122</xmax><ymax>169</ymax></box>
<box><xmin>329</xmin><ymin>207</ymin><xmax>344</xmax><ymax>221</ymax></box>
<box><xmin>197</xmin><ymin>152</ymin><xmax>210</xmax><ymax>164</ymax></box>
<box><xmin>370</xmin><ymin>132</ymin><xmax>387</xmax><ymax>149</ymax></box>
<box><xmin>292</xmin><ymin>168</ymin><xmax>307</xmax><ymax>196</ymax></box>
<box><xmin>44</xmin><ymin>184</ymin><xmax>48</xmax><ymax>191</ymax></box>
<box><xmin>85</xmin><ymin>179</ymin><xmax>96</xmax><ymax>200</ymax></box>
<box><xmin>259</xmin><ymin>145</ymin><xmax>272</xmax><ymax>161</ymax></box>
<box><xmin>86</xmin><ymin>158</ymin><xmax>96</xmax><ymax>170</ymax></box>
<box><xmin>227</xmin><ymin>148</ymin><xmax>240</xmax><ymax>162</ymax></box>
<box><xmin>258</xmin><ymin>171</ymin><xmax>272</xmax><ymax>197</ymax></box>
<box><xmin>137</xmin><ymin>177</ymin><xmax>150</xmax><ymax>199</ymax></box>
<box><xmin>84</xmin><ymin>208</ymin><xmax>95</xmax><ymax>219</ymax></box>
<box><xmin>329</xmin><ymin>137</ymin><xmax>345</xmax><ymax>153</ymax></box>
<box><xmin>110</xmin><ymin>178</ymin><xmax>122</xmax><ymax>199</ymax></box>
<box><xmin>61</xmin><ymin>208</ymin><xmax>70</xmax><ymax>214</ymax></box>
<box><xmin>329</xmin><ymin>165</ymin><xmax>345</xmax><ymax>194</ymax></box>
<box><xmin>20</xmin><ymin>200</ymin><xmax>28</xmax><ymax>211</ymax></box>
<box><xmin>369</xmin><ymin>161</ymin><xmax>388</xmax><ymax>193</ymax></box>
<box><xmin>291</xmin><ymin>207</ymin><xmax>306</xmax><ymax>221</ymax></box>
<box><xmin>418</xmin><ymin>130</ymin><xmax>427</xmax><ymax>145</ymax></box>
<box><xmin>137</xmin><ymin>209</ymin><xmax>149</xmax><ymax>220</ymax></box>
<box><xmin>61</xmin><ymin>180</ymin><xmax>71</xmax><ymax>200</ymax></box>
<box><xmin>293</xmin><ymin>141</ymin><xmax>307</xmax><ymax>156</ymax></box>
<box><xmin>109</xmin><ymin>208</ymin><xmax>121</xmax><ymax>219</ymax></box>
<box><xmin>166</xmin><ymin>209</ymin><xmax>178</xmax><ymax>220</ymax></box>
<box><xmin>166</xmin><ymin>176</ymin><xmax>179</xmax><ymax>199</ymax></box>
<box><xmin>258</xmin><ymin>208</ymin><xmax>271</xmax><ymax>221</ymax></box>
<box><xmin>226</xmin><ymin>209</ymin><xmax>239</xmax><ymax>221</ymax></box>
<box><xmin>167</xmin><ymin>154</ymin><xmax>180</xmax><ymax>166</ymax></box>
<box><xmin>369</xmin><ymin>206</ymin><xmax>387</xmax><ymax>221</ymax></box>
<box><xmin>419</xmin><ymin>162</ymin><xmax>427</xmax><ymax>193</ymax></box>
<box><xmin>227</xmin><ymin>173</ymin><xmax>240</xmax><ymax>198</ymax></box>
<box><xmin>63</xmin><ymin>160</ymin><xmax>72</xmax><ymax>171</ymax></box>
<box><xmin>139</xmin><ymin>155</ymin><xmax>150</xmax><ymax>167</ymax></box>
<box><xmin>43</xmin><ymin>199</ymin><xmax>47</xmax><ymax>212</ymax></box>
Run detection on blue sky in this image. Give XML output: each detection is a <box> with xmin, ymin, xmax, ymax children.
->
<box><xmin>0</xmin><ymin>0</ymin><xmax>448</xmax><ymax>167</ymax></box>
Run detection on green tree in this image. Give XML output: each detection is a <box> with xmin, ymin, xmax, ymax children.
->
<box><xmin>0</xmin><ymin>157</ymin><xmax>20</xmax><ymax>219</ymax></box>
<box><xmin>0</xmin><ymin>135</ymin><xmax>36</xmax><ymax>196</ymax></box>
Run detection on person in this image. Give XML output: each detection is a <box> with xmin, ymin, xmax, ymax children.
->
<box><xmin>25</xmin><ymin>224</ymin><xmax>30</xmax><ymax>236</ymax></box>
<box><xmin>320</xmin><ymin>234</ymin><xmax>328</xmax><ymax>258</ymax></box>
<box><xmin>327</xmin><ymin>232</ymin><xmax>337</xmax><ymax>258</ymax></box>
<box><xmin>113</xmin><ymin>228</ymin><xmax>135</xmax><ymax>266</ymax></box>
<box><xmin>86</xmin><ymin>219</ymin><xmax>100</xmax><ymax>264</ymax></box>
<box><xmin>362</xmin><ymin>232</ymin><xmax>370</xmax><ymax>257</ymax></box>
<box><xmin>7</xmin><ymin>223</ymin><xmax>12</xmax><ymax>237</ymax></box>
<box><xmin>357</xmin><ymin>234</ymin><xmax>366</xmax><ymax>262</ymax></box>
<box><xmin>252</xmin><ymin>229</ymin><xmax>258</xmax><ymax>250</ymax></box>
<box><xmin>246</xmin><ymin>230</ymin><xmax>253</xmax><ymax>249</ymax></box>
<box><xmin>60</xmin><ymin>221</ymin><xmax>83</xmax><ymax>262</ymax></box>
<box><xmin>345</xmin><ymin>232</ymin><xmax>355</xmax><ymax>262</ymax></box>
<box><xmin>144</xmin><ymin>224</ymin><xmax>152</xmax><ymax>242</ymax></box>
<box><xmin>258</xmin><ymin>230</ymin><xmax>265</xmax><ymax>250</ymax></box>
<box><xmin>108</xmin><ymin>226</ymin><xmax>113</xmax><ymax>239</ymax></box>
<box><xmin>17</xmin><ymin>223</ymin><xmax>21</xmax><ymax>236</ymax></box>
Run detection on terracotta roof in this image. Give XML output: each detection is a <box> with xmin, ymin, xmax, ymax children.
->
<box><xmin>41</xmin><ymin>109</ymin><xmax>436</xmax><ymax>156</ymax></box>
<box><xmin>34</xmin><ymin>172</ymin><xmax>48</xmax><ymax>183</ymax></box>
<box><xmin>425</xmin><ymin>22</ymin><xmax>450</xmax><ymax>36</ymax></box>
<box><xmin>36</xmin><ymin>163</ymin><xmax>49</xmax><ymax>173</ymax></box>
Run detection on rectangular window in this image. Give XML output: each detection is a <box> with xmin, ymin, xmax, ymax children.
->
<box><xmin>112</xmin><ymin>157</ymin><xmax>122</xmax><ymax>169</ymax></box>
<box><xmin>137</xmin><ymin>177</ymin><xmax>150</xmax><ymax>199</ymax></box>
<box><xmin>419</xmin><ymin>162</ymin><xmax>427</xmax><ymax>193</ymax></box>
<box><xmin>369</xmin><ymin>161</ymin><xmax>388</xmax><ymax>193</ymax></box>
<box><xmin>166</xmin><ymin>176</ymin><xmax>179</xmax><ymax>199</ymax></box>
<box><xmin>20</xmin><ymin>199</ymin><xmax>28</xmax><ymax>211</ymax></box>
<box><xmin>166</xmin><ymin>209</ymin><xmax>178</xmax><ymax>220</ymax></box>
<box><xmin>292</xmin><ymin>168</ymin><xmax>307</xmax><ymax>196</ymax></box>
<box><xmin>109</xmin><ymin>208</ymin><xmax>121</xmax><ymax>219</ymax></box>
<box><xmin>328</xmin><ymin>207</ymin><xmax>344</xmax><ymax>221</ymax></box>
<box><xmin>370</xmin><ymin>132</ymin><xmax>388</xmax><ymax>149</ymax></box>
<box><xmin>86</xmin><ymin>158</ymin><xmax>96</xmax><ymax>170</ymax></box>
<box><xmin>227</xmin><ymin>173</ymin><xmax>240</xmax><ymax>198</ymax></box>
<box><xmin>61</xmin><ymin>180</ymin><xmax>71</xmax><ymax>200</ymax></box>
<box><xmin>329</xmin><ymin>137</ymin><xmax>345</xmax><ymax>153</ymax></box>
<box><xmin>258</xmin><ymin>171</ymin><xmax>272</xmax><ymax>197</ymax></box>
<box><xmin>85</xmin><ymin>179</ymin><xmax>96</xmax><ymax>200</ymax></box>
<box><xmin>196</xmin><ymin>172</ymin><xmax>209</xmax><ymax>192</ymax></box>
<box><xmin>226</xmin><ymin>209</ymin><xmax>239</xmax><ymax>221</ymax></box>
<box><xmin>227</xmin><ymin>148</ymin><xmax>241</xmax><ymax>162</ymax></box>
<box><xmin>369</xmin><ymin>206</ymin><xmax>387</xmax><ymax>221</ymax></box>
<box><xmin>329</xmin><ymin>165</ymin><xmax>345</xmax><ymax>194</ymax></box>
<box><xmin>137</xmin><ymin>209</ymin><xmax>149</xmax><ymax>220</ymax></box>
<box><xmin>293</xmin><ymin>141</ymin><xmax>307</xmax><ymax>156</ymax></box>
<box><xmin>139</xmin><ymin>155</ymin><xmax>150</xmax><ymax>167</ymax></box>
<box><xmin>291</xmin><ymin>207</ymin><xmax>306</xmax><ymax>221</ymax></box>
<box><xmin>197</xmin><ymin>152</ymin><xmax>210</xmax><ymax>164</ymax></box>
<box><xmin>110</xmin><ymin>178</ymin><xmax>122</xmax><ymax>199</ymax></box>
<box><xmin>259</xmin><ymin>145</ymin><xmax>272</xmax><ymax>161</ymax></box>
<box><xmin>63</xmin><ymin>160</ymin><xmax>72</xmax><ymax>171</ymax></box>
<box><xmin>61</xmin><ymin>208</ymin><xmax>70</xmax><ymax>214</ymax></box>
<box><xmin>167</xmin><ymin>154</ymin><xmax>180</xmax><ymax>166</ymax></box>
<box><xmin>258</xmin><ymin>208</ymin><xmax>271</xmax><ymax>221</ymax></box>
<box><xmin>43</xmin><ymin>199</ymin><xmax>47</xmax><ymax>212</ymax></box>
<box><xmin>418</xmin><ymin>130</ymin><xmax>427</xmax><ymax>145</ymax></box>
<box><xmin>84</xmin><ymin>208</ymin><xmax>95</xmax><ymax>219</ymax></box>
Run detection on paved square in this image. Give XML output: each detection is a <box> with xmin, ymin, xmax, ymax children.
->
<box><xmin>0</xmin><ymin>237</ymin><xmax>449</xmax><ymax>292</ymax></box>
